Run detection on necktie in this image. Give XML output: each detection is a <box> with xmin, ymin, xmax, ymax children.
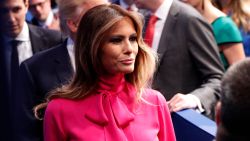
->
<box><xmin>144</xmin><ymin>15</ymin><xmax>158</xmax><ymax>47</ymax></box>
<box><xmin>127</xmin><ymin>6</ymin><xmax>132</xmax><ymax>11</ymax></box>
<box><xmin>10</xmin><ymin>40</ymin><xmax>19</xmax><ymax>86</ymax></box>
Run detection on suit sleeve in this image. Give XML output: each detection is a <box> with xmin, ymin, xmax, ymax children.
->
<box><xmin>186</xmin><ymin>16</ymin><xmax>224</xmax><ymax>117</ymax></box>
<box><xmin>12</xmin><ymin>62</ymin><xmax>43</xmax><ymax>141</ymax></box>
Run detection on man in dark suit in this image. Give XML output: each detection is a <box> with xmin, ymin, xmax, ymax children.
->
<box><xmin>134</xmin><ymin>0</ymin><xmax>224</xmax><ymax>119</ymax></box>
<box><xmin>0</xmin><ymin>0</ymin><xmax>64</xmax><ymax>140</ymax></box>
<box><xmin>13</xmin><ymin>0</ymin><xmax>108</xmax><ymax>141</ymax></box>
<box><xmin>0</xmin><ymin>0</ymin><xmax>64</xmax><ymax>95</ymax></box>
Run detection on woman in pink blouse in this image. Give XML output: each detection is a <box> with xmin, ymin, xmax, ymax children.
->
<box><xmin>35</xmin><ymin>4</ymin><xmax>176</xmax><ymax>141</ymax></box>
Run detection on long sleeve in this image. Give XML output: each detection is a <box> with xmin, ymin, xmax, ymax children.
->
<box><xmin>42</xmin><ymin>83</ymin><xmax>176</xmax><ymax>141</ymax></box>
<box><xmin>186</xmin><ymin>15</ymin><xmax>224</xmax><ymax>117</ymax></box>
<box><xmin>44</xmin><ymin>100</ymin><xmax>66</xmax><ymax>141</ymax></box>
<box><xmin>157</xmin><ymin>92</ymin><xmax>176</xmax><ymax>141</ymax></box>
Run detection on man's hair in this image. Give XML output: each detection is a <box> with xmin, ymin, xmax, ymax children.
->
<box><xmin>56</xmin><ymin>0</ymin><xmax>86</xmax><ymax>35</ymax></box>
<box><xmin>218</xmin><ymin>58</ymin><xmax>250</xmax><ymax>140</ymax></box>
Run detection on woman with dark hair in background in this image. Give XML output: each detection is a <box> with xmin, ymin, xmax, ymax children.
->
<box><xmin>35</xmin><ymin>4</ymin><xmax>176</xmax><ymax>141</ymax></box>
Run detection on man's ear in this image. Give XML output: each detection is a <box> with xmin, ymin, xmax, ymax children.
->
<box><xmin>215</xmin><ymin>101</ymin><xmax>222</xmax><ymax>126</ymax></box>
<box><xmin>66</xmin><ymin>20</ymin><xmax>78</xmax><ymax>33</ymax></box>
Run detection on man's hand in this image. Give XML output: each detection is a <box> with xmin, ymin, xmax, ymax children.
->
<box><xmin>168</xmin><ymin>93</ymin><xmax>198</xmax><ymax>112</ymax></box>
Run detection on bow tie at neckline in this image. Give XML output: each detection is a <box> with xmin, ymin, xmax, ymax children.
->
<box><xmin>85</xmin><ymin>74</ymin><xmax>136</xmax><ymax>128</ymax></box>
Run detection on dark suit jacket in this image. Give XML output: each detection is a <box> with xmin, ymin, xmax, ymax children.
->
<box><xmin>0</xmin><ymin>37</ymin><xmax>12</xmax><ymax>140</ymax></box>
<box><xmin>0</xmin><ymin>24</ymin><xmax>64</xmax><ymax>141</ymax></box>
<box><xmin>13</xmin><ymin>39</ymin><xmax>74</xmax><ymax>141</ymax></box>
<box><xmin>111</xmin><ymin>0</ymin><xmax>120</xmax><ymax>5</ymax></box>
<box><xmin>152</xmin><ymin>0</ymin><xmax>224</xmax><ymax>118</ymax></box>
<box><xmin>28</xmin><ymin>24</ymin><xmax>64</xmax><ymax>53</ymax></box>
<box><xmin>0</xmin><ymin>25</ymin><xmax>65</xmax><ymax>141</ymax></box>
<box><xmin>2</xmin><ymin>24</ymin><xmax>65</xmax><ymax>95</ymax></box>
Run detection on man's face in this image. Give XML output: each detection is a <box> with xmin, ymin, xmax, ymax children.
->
<box><xmin>29</xmin><ymin>0</ymin><xmax>51</xmax><ymax>22</ymax></box>
<box><xmin>0</xmin><ymin>0</ymin><xmax>28</xmax><ymax>37</ymax></box>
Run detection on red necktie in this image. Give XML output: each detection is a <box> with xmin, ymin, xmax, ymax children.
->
<box><xmin>127</xmin><ymin>6</ymin><xmax>132</xmax><ymax>11</ymax></box>
<box><xmin>144</xmin><ymin>15</ymin><xmax>158</xmax><ymax>47</ymax></box>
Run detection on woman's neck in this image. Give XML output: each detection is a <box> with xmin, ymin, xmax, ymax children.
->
<box><xmin>201</xmin><ymin>1</ymin><xmax>226</xmax><ymax>24</ymax></box>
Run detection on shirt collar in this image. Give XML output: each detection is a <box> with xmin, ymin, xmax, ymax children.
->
<box><xmin>66</xmin><ymin>37</ymin><xmax>74</xmax><ymax>51</ymax></box>
<box><xmin>14</xmin><ymin>22</ymin><xmax>30</xmax><ymax>42</ymax></box>
<box><xmin>38</xmin><ymin>11</ymin><xmax>54</xmax><ymax>27</ymax></box>
<box><xmin>154</xmin><ymin>0</ymin><xmax>173</xmax><ymax>21</ymax></box>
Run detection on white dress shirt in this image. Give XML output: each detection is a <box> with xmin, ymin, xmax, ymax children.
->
<box><xmin>151</xmin><ymin>0</ymin><xmax>173</xmax><ymax>51</ymax></box>
<box><xmin>5</xmin><ymin>22</ymin><xmax>33</xmax><ymax>65</ymax></box>
<box><xmin>38</xmin><ymin>11</ymin><xmax>54</xmax><ymax>28</ymax></box>
<box><xmin>66</xmin><ymin>37</ymin><xmax>75</xmax><ymax>72</ymax></box>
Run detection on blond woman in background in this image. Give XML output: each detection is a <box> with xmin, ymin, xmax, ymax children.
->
<box><xmin>213</xmin><ymin>0</ymin><xmax>250</xmax><ymax>57</ymax></box>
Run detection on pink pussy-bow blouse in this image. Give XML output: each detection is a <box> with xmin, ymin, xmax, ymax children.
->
<box><xmin>44</xmin><ymin>74</ymin><xmax>176</xmax><ymax>141</ymax></box>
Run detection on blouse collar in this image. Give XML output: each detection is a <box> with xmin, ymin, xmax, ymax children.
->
<box><xmin>85</xmin><ymin>74</ymin><xmax>136</xmax><ymax>128</ymax></box>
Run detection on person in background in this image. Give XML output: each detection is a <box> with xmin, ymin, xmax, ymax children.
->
<box><xmin>112</xmin><ymin>0</ymin><xmax>138</xmax><ymax>11</ymax></box>
<box><xmin>12</xmin><ymin>0</ymin><xmax>108</xmax><ymax>141</ymax></box>
<box><xmin>181</xmin><ymin>0</ymin><xmax>245</xmax><ymax>69</ymax></box>
<box><xmin>50</xmin><ymin>0</ymin><xmax>57</xmax><ymax>9</ymax></box>
<box><xmin>35</xmin><ymin>4</ymin><xmax>176</xmax><ymax>141</ymax></box>
<box><xmin>213</xmin><ymin>0</ymin><xmax>250</xmax><ymax>57</ymax></box>
<box><xmin>133</xmin><ymin>0</ymin><xmax>224</xmax><ymax>119</ymax></box>
<box><xmin>29</xmin><ymin>0</ymin><xmax>60</xmax><ymax>30</ymax></box>
<box><xmin>0</xmin><ymin>0</ymin><xmax>64</xmax><ymax>140</ymax></box>
<box><xmin>215</xmin><ymin>58</ymin><xmax>250</xmax><ymax>141</ymax></box>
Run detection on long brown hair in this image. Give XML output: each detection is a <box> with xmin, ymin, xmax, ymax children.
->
<box><xmin>34</xmin><ymin>4</ymin><xmax>157</xmax><ymax>119</ymax></box>
<box><xmin>229</xmin><ymin>0</ymin><xmax>250</xmax><ymax>32</ymax></box>
<box><xmin>212</xmin><ymin>0</ymin><xmax>250</xmax><ymax>32</ymax></box>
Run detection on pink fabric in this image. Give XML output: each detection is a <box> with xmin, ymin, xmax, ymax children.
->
<box><xmin>44</xmin><ymin>74</ymin><xmax>176</xmax><ymax>141</ymax></box>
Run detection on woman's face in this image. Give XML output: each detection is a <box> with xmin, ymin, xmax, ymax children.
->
<box><xmin>101</xmin><ymin>17</ymin><xmax>138</xmax><ymax>75</ymax></box>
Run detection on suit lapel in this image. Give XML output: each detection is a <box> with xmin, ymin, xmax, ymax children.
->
<box><xmin>157</xmin><ymin>1</ymin><xmax>179</xmax><ymax>61</ymax></box>
<box><xmin>0</xmin><ymin>37</ymin><xmax>10</xmax><ymax>95</ymax></box>
<box><xmin>28</xmin><ymin>25</ymin><xmax>46</xmax><ymax>54</ymax></box>
<box><xmin>53</xmin><ymin>40</ymin><xmax>74</xmax><ymax>84</ymax></box>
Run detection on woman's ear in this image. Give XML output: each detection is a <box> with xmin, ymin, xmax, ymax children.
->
<box><xmin>67</xmin><ymin>19</ymin><xmax>78</xmax><ymax>33</ymax></box>
<box><xmin>215</xmin><ymin>101</ymin><xmax>222</xmax><ymax>126</ymax></box>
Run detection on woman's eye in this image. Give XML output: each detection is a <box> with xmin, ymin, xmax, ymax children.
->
<box><xmin>109</xmin><ymin>37</ymin><xmax>122</xmax><ymax>43</ymax></box>
<box><xmin>129</xmin><ymin>36</ymin><xmax>137</xmax><ymax>42</ymax></box>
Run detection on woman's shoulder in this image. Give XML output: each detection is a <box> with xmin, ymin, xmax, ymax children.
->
<box><xmin>212</xmin><ymin>16</ymin><xmax>242</xmax><ymax>44</ymax></box>
<box><xmin>46</xmin><ymin>98</ymin><xmax>83</xmax><ymax>113</ymax></box>
<box><xmin>212</xmin><ymin>16</ymin><xmax>238</xmax><ymax>29</ymax></box>
<box><xmin>141</xmin><ymin>88</ymin><xmax>167</xmax><ymax>104</ymax></box>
